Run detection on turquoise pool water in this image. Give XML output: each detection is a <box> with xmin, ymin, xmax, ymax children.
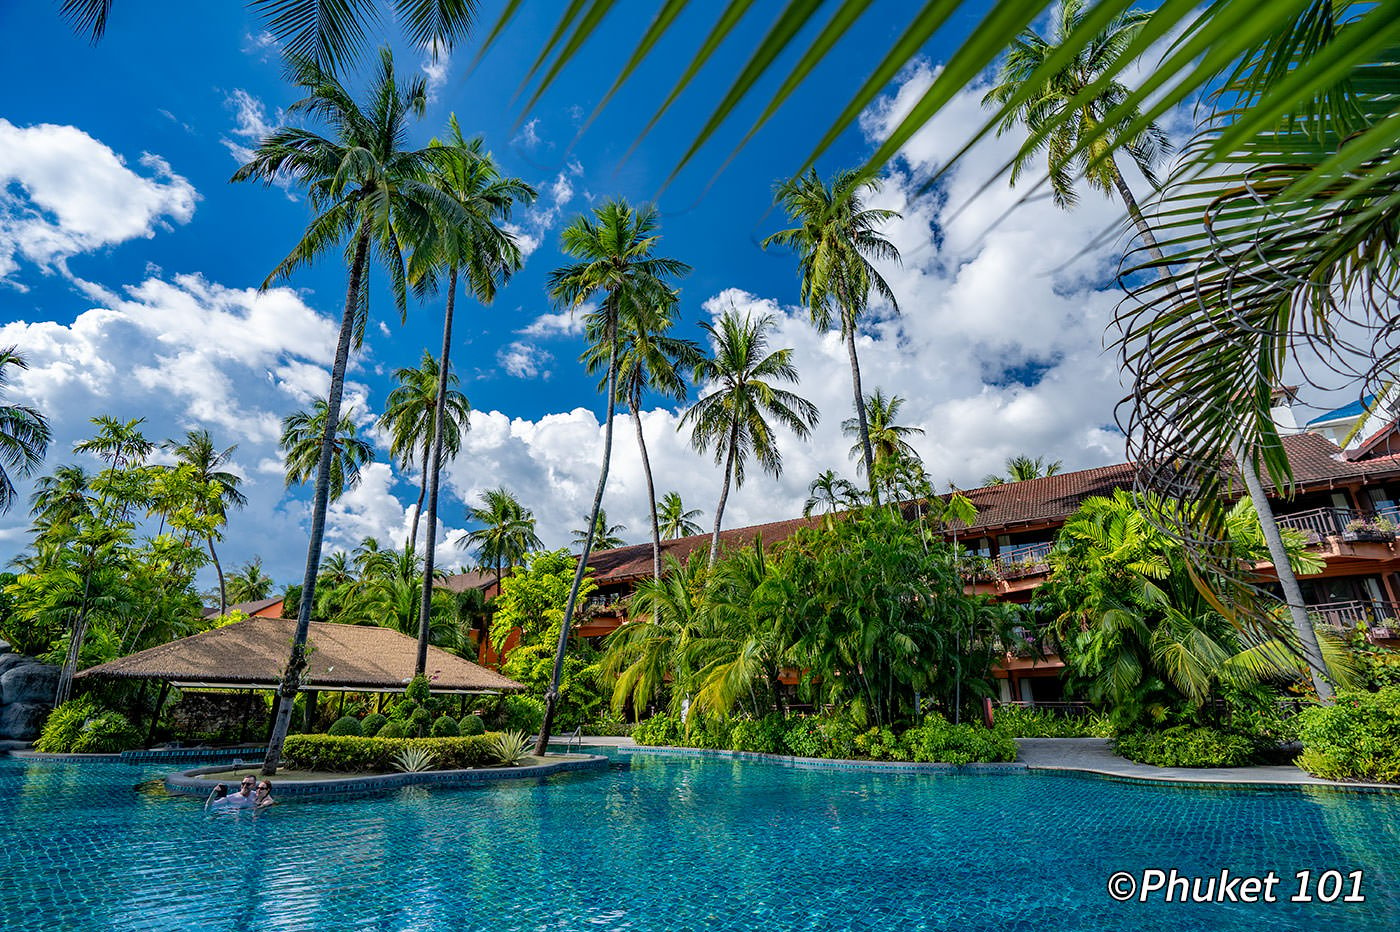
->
<box><xmin>1</xmin><ymin>750</ymin><xmax>1397</xmax><ymax>931</ymax></box>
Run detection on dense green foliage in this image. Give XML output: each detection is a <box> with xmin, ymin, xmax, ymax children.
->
<box><xmin>633</xmin><ymin>712</ymin><xmax>1016</xmax><ymax>765</ymax></box>
<box><xmin>1036</xmin><ymin>491</ymin><xmax>1333</xmax><ymax>730</ymax></box>
<box><xmin>36</xmin><ymin>698</ymin><xmax>139</xmax><ymax>754</ymax></box>
<box><xmin>282</xmin><ymin>734</ymin><xmax>501</xmax><ymax>772</ymax></box>
<box><xmin>991</xmin><ymin>705</ymin><xmax>1112</xmax><ymax>739</ymax></box>
<box><xmin>459</xmin><ymin>714</ymin><xmax>486</xmax><ymax>736</ymax></box>
<box><xmin>1113</xmin><ymin>726</ymin><xmax>1259</xmax><ymax>769</ymax></box>
<box><xmin>430</xmin><ymin>715</ymin><xmax>460</xmax><ymax>738</ymax></box>
<box><xmin>328</xmin><ymin>715</ymin><xmax>362</xmax><ymax>737</ymax></box>
<box><xmin>1297</xmin><ymin>688</ymin><xmax>1400</xmax><ymax>783</ymax></box>
<box><xmin>605</xmin><ymin>507</ymin><xmax>1015</xmax><ymax>727</ymax></box>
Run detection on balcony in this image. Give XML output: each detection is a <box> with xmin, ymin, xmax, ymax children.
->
<box><xmin>1275</xmin><ymin>507</ymin><xmax>1398</xmax><ymax>544</ymax></box>
<box><xmin>995</xmin><ymin>541</ymin><xmax>1054</xmax><ymax>580</ymax></box>
<box><xmin>584</xmin><ymin>592</ymin><xmax>629</xmax><ymax>616</ymax></box>
<box><xmin>1307</xmin><ymin>600</ymin><xmax>1400</xmax><ymax>640</ymax></box>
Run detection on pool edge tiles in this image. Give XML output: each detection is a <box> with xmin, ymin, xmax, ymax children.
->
<box><xmin>163</xmin><ymin>752</ymin><xmax>610</xmax><ymax>798</ymax></box>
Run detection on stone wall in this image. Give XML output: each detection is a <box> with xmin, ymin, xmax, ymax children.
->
<box><xmin>0</xmin><ymin>639</ymin><xmax>57</xmax><ymax>741</ymax></box>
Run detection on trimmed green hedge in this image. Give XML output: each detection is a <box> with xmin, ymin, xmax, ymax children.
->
<box><xmin>282</xmin><ymin>733</ymin><xmax>501</xmax><ymax>772</ymax></box>
<box><xmin>633</xmin><ymin>713</ymin><xmax>1016</xmax><ymax>764</ymax></box>
<box><xmin>1112</xmin><ymin>725</ymin><xmax>1257</xmax><ymax>768</ymax></box>
<box><xmin>1297</xmin><ymin>687</ymin><xmax>1400</xmax><ymax>783</ymax></box>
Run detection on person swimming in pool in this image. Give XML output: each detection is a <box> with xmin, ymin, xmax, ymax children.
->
<box><xmin>253</xmin><ymin>780</ymin><xmax>276</xmax><ymax>809</ymax></box>
<box><xmin>205</xmin><ymin>783</ymin><xmax>230</xmax><ymax>811</ymax></box>
<box><xmin>224</xmin><ymin>776</ymin><xmax>258</xmax><ymax>809</ymax></box>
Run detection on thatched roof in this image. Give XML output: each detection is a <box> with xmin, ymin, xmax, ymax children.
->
<box><xmin>75</xmin><ymin>617</ymin><xmax>524</xmax><ymax>694</ymax></box>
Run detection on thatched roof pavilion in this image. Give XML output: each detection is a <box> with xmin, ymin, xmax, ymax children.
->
<box><xmin>76</xmin><ymin>616</ymin><xmax>523</xmax><ymax>695</ymax></box>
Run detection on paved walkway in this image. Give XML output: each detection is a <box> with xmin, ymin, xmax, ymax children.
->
<box><xmin>1015</xmin><ymin>738</ymin><xmax>1392</xmax><ymax>789</ymax></box>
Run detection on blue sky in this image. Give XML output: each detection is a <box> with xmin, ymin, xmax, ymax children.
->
<box><xmin>0</xmin><ymin>1</ymin><xmax>1209</xmax><ymax>587</ymax></box>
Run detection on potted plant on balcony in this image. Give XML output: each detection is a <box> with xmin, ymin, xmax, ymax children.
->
<box><xmin>1341</xmin><ymin>517</ymin><xmax>1396</xmax><ymax>543</ymax></box>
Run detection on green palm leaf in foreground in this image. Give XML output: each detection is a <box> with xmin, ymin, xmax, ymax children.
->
<box><xmin>1116</xmin><ymin>5</ymin><xmax>1399</xmax><ymax>659</ymax></box>
<box><xmin>479</xmin><ymin>1</ymin><xmax>1400</xmax><ymax>208</ymax></box>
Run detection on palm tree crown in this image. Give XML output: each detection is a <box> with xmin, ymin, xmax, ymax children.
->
<box><xmin>683</xmin><ymin>309</ymin><xmax>819</xmax><ymax>563</ymax></box>
<box><xmin>657</xmin><ymin>491</ymin><xmax>702</xmax><ymax>540</ymax></box>
<box><xmin>982</xmin><ymin>0</ymin><xmax>1169</xmax><ymax>253</ymax></box>
<box><xmin>280</xmin><ymin>400</ymin><xmax>374</xmax><ymax>502</ymax></box>
<box><xmin>982</xmin><ymin>454</ymin><xmax>1064</xmax><ymax>487</ymax></box>
<box><xmin>572</xmin><ymin>509</ymin><xmax>627</xmax><ymax>551</ymax></box>
<box><xmin>841</xmin><ymin>389</ymin><xmax>923</xmax><ymax>474</ymax></box>
<box><xmin>458</xmin><ymin>487</ymin><xmax>542</xmax><ymax>587</ymax></box>
<box><xmin>764</xmin><ymin>168</ymin><xmax>900</xmax><ymax>501</ymax></box>
<box><xmin>0</xmin><ymin>347</ymin><xmax>52</xmax><ymax>514</ymax></box>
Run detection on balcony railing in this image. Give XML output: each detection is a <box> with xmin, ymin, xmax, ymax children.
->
<box><xmin>995</xmin><ymin>541</ymin><xmax>1055</xmax><ymax>580</ymax></box>
<box><xmin>1307</xmin><ymin>599</ymin><xmax>1400</xmax><ymax>635</ymax></box>
<box><xmin>1275</xmin><ymin>507</ymin><xmax>1398</xmax><ymax>544</ymax></box>
<box><xmin>998</xmin><ymin>625</ymin><xmax>1063</xmax><ymax>659</ymax></box>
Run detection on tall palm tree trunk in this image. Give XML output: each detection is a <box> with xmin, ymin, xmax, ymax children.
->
<box><xmin>208</xmin><ymin>537</ymin><xmax>227</xmax><ymax>616</ymax></box>
<box><xmin>416</xmin><ymin>267</ymin><xmax>459</xmax><ymax>675</ymax></box>
<box><xmin>263</xmin><ymin>225</ymin><xmax>371</xmax><ymax>776</ymax></box>
<box><xmin>536</xmin><ymin>319</ymin><xmax>619</xmax><ymax>755</ymax></box>
<box><xmin>1115</xmin><ymin>157</ymin><xmax>1332</xmax><ymax>706</ymax></box>
<box><xmin>709</xmin><ymin>421</ymin><xmax>739</xmax><ymax>564</ymax></box>
<box><xmin>1237</xmin><ymin>445</ymin><xmax>1335</xmax><ymax>702</ymax></box>
<box><xmin>631</xmin><ymin>388</ymin><xmax>663</xmax><ymax>582</ymax></box>
<box><xmin>845</xmin><ymin>328</ymin><xmax>878</xmax><ymax>503</ymax></box>
<box><xmin>1109</xmin><ymin>163</ymin><xmax>1167</xmax><ymax>264</ymax></box>
<box><xmin>54</xmin><ymin>549</ymin><xmax>96</xmax><ymax>707</ymax></box>
<box><xmin>408</xmin><ymin>444</ymin><xmax>430</xmax><ymax>555</ymax></box>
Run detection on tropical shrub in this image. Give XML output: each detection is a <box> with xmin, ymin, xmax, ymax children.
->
<box><xmin>409</xmin><ymin>706</ymin><xmax>433</xmax><ymax>737</ymax></box>
<box><xmin>36</xmin><ymin>699</ymin><xmax>139</xmax><ymax>754</ymax></box>
<box><xmin>632</xmin><ymin>713</ymin><xmax>685</xmax><ymax>747</ymax></box>
<box><xmin>685</xmin><ymin>714</ymin><xmax>734</xmax><ymax>750</ymax></box>
<box><xmin>360</xmin><ymin>713</ymin><xmax>387</xmax><ymax>736</ymax></box>
<box><xmin>282</xmin><ymin>734</ymin><xmax>499</xmax><ymax>772</ymax></box>
<box><xmin>729</xmin><ymin>715</ymin><xmax>786</xmax><ymax>754</ymax></box>
<box><xmin>992</xmin><ymin>705</ymin><xmax>1112</xmax><ymax>738</ymax></box>
<box><xmin>375</xmin><ymin>721</ymin><xmax>406</xmax><ymax>739</ymax></box>
<box><xmin>404</xmin><ymin>674</ymin><xmax>431</xmax><ymax>704</ymax></box>
<box><xmin>488</xmin><ymin>730</ymin><xmax>533</xmax><ymax>766</ymax></box>
<box><xmin>459</xmin><ymin>714</ymin><xmax>486</xmax><ymax>736</ymax></box>
<box><xmin>1297</xmin><ymin>688</ymin><xmax>1400</xmax><ymax>783</ymax></box>
<box><xmin>901</xmin><ymin>715</ymin><xmax>1017</xmax><ymax>764</ymax></box>
<box><xmin>430</xmin><ymin>715</ymin><xmax>460</xmax><ymax>738</ymax></box>
<box><xmin>1113</xmin><ymin>725</ymin><xmax>1257</xmax><ymax>768</ymax></box>
<box><xmin>500</xmin><ymin>695</ymin><xmax>545</xmax><ymax>734</ymax></box>
<box><xmin>328</xmin><ymin>715</ymin><xmax>362</xmax><ymax>737</ymax></box>
<box><xmin>854</xmin><ymin>726</ymin><xmax>901</xmax><ymax>761</ymax></box>
<box><xmin>782</xmin><ymin>718</ymin><xmax>825</xmax><ymax>758</ymax></box>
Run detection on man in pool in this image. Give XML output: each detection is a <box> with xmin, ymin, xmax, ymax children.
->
<box><xmin>225</xmin><ymin>776</ymin><xmax>257</xmax><ymax>809</ymax></box>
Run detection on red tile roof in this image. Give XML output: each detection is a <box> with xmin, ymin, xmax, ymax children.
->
<box><xmin>581</xmin><ymin>432</ymin><xmax>1400</xmax><ymax>585</ymax></box>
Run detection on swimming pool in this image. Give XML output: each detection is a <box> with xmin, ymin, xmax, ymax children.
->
<box><xmin>2</xmin><ymin>750</ymin><xmax>1397</xmax><ymax>931</ymax></box>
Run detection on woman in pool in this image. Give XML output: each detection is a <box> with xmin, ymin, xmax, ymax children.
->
<box><xmin>254</xmin><ymin>780</ymin><xmax>277</xmax><ymax>809</ymax></box>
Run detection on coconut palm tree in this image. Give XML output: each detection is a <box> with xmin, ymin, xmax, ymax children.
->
<box><xmin>0</xmin><ymin>348</ymin><xmax>51</xmax><ymax>515</ymax></box>
<box><xmin>225</xmin><ymin>558</ymin><xmax>275</xmax><ymax>605</ymax></box>
<box><xmin>60</xmin><ymin>0</ymin><xmax>477</xmax><ymax>75</ymax></box>
<box><xmin>683</xmin><ymin>309</ymin><xmax>819</xmax><ymax>563</ymax></box>
<box><xmin>841</xmin><ymin>389</ymin><xmax>922</xmax><ymax>475</ymax></box>
<box><xmin>378</xmin><ymin>350</ymin><xmax>471</xmax><ymax>553</ymax></box>
<box><xmin>571</xmin><ymin>509</ymin><xmax>626</xmax><ymax>551</ymax></box>
<box><xmin>233</xmin><ymin>47</ymin><xmax>460</xmax><ymax>775</ymax></box>
<box><xmin>279</xmin><ymin>400</ymin><xmax>374</xmax><ymax>503</ymax></box>
<box><xmin>802</xmin><ymin>469</ymin><xmax>860</xmax><ymax>518</ymax></box>
<box><xmin>981</xmin><ymin>454</ymin><xmax>1064</xmax><ymax>486</ymax></box>
<box><xmin>458</xmin><ymin>486</ymin><xmax>541</xmax><ymax>593</ymax></box>
<box><xmin>410</xmin><ymin>120</ymin><xmax>533</xmax><ymax>676</ymax></box>
<box><xmin>536</xmin><ymin>198</ymin><xmax>690</xmax><ymax>753</ymax></box>
<box><xmin>983</xmin><ymin>0</ymin><xmax>1170</xmax><ymax>259</ymax></box>
<box><xmin>166</xmin><ymin>429</ymin><xmax>246</xmax><ymax>616</ymax></box>
<box><xmin>764</xmin><ymin>168</ymin><xmax>900</xmax><ymax>503</ymax></box>
<box><xmin>583</xmin><ymin>290</ymin><xmax>703</xmax><ymax>579</ymax></box>
<box><xmin>657</xmin><ymin>491</ymin><xmax>702</xmax><ymax>540</ymax></box>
